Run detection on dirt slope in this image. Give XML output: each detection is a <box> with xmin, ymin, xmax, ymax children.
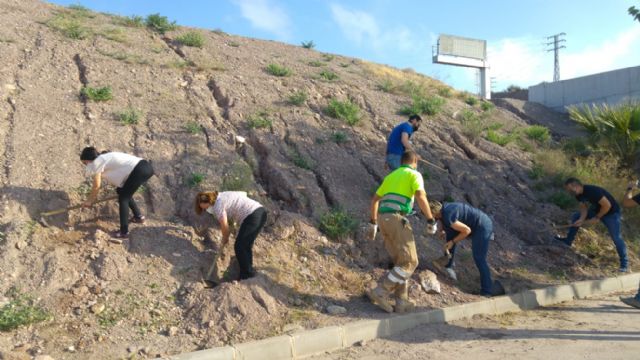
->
<box><xmin>0</xmin><ymin>1</ymin><xmax>631</xmax><ymax>359</ymax></box>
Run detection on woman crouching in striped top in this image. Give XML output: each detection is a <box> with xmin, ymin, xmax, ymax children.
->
<box><xmin>196</xmin><ymin>191</ymin><xmax>267</xmax><ymax>281</ymax></box>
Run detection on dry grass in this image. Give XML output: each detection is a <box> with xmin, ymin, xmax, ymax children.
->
<box><xmin>363</xmin><ymin>61</ymin><xmax>448</xmax><ymax>97</ymax></box>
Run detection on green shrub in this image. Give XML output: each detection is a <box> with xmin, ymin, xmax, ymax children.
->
<box><xmin>301</xmin><ymin>40</ymin><xmax>315</xmax><ymax>49</ymax></box>
<box><xmin>145</xmin><ymin>13</ymin><xmax>177</xmax><ymax>34</ymax></box>
<box><xmin>308</xmin><ymin>60</ymin><xmax>324</xmax><ymax>67</ymax></box>
<box><xmin>486</xmin><ymin>122</ymin><xmax>504</xmax><ymax>131</ymax></box>
<box><xmin>211</xmin><ymin>28</ymin><xmax>227</xmax><ymax>35</ymax></box>
<box><xmin>81</xmin><ymin>86</ymin><xmax>113</xmax><ymax>101</ymax></box>
<box><xmin>322</xmin><ymin>53</ymin><xmax>335</xmax><ymax>62</ymax></box>
<box><xmin>568</xmin><ymin>102</ymin><xmax>640</xmax><ymax>165</ymax></box>
<box><xmin>562</xmin><ymin>137</ymin><xmax>590</xmax><ymax>156</ymax></box>
<box><xmin>460</xmin><ymin>110</ymin><xmax>485</xmax><ymax>142</ymax></box>
<box><xmin>480</xmin><ymin>101</ymin><xmax>495</xmax><ymax>111</ymax></box>
<box><xmin>114</xmin><ymin>15</ymin><xmax>144</xmax><ymax>27</ymax></box>
<box><xmin>437</xmin><ymin>87</ymin><xmax>452</xmax><ymax>98</ymax></box>
<box><xmin>523</xmin><ymin>125</ymin><xmax>551</xmax><ymax>143</ymax></box>
<box><xmin>399</xmin><ymin>95</ymin><xmax>445</xmax><ymax>116</ymax></box>
<box><xmin>47</xmin><ymin>15</ymin><xmax>90</xmax><ymax>39</ymax></box>
<box><xmin>187</xmin><ymin>173</ymin><xmax>205</xmax><ymax>188</ymax></box>
<box><xmin>265</xmin><ymin>63</ymin><xmax>292</xmax><ymax>77</ymax></box>
<box><xmin>319</xmin><ymin>208</ymin><xmax>358</xmax><ymax>240</ymax></box>
<box><xmin>247</xmin><ymin>112</ymin><xmax>272</xmax><ymax>129</ymax></box>
<box><xmin>183</xmin><ymin>121</ymin><xmax>202</xmax><ymax>134</ymax></box>
<box><xmin>0</xmin><ymin>290</ymin><xmax>50</xmax><ymax>331</ymax></box>
<box><xmin>339</xmin><ymin>62</ymin><xmax>350</xmax><ymax>68</ymax></box>
<box><xmin>175</xmin><ymin>31</ymin><xmax>204</xmax><ymax>47</ymax></box>
<box><xmin>465</xmin><ymin>96</ymin><xmax>478</xmax><ymax>106</ymax></box>
<box><xmin>222</xmin><ymin>163</ymin><xmax>253</xmax><ymax>191</ymax></box>
<box><xmin>376</xmin><ymin>79</ymin><xmax>395</xmax><ymax>93</ymax></box>
<box><xmin>529</xmin><ymin>163</ymin><xmax>545</xmax><ymax>180</ymax></box>
<box><xmin>326</xmin><ymin>98</ymin><xmax>361</xmax><ymax>126</ymax></box>
<box><xmin>291</xmin><ymin>150</ymin><xmax>313</xmax><ymax>170</ymax></box>
<box><xmin>331</xmin><ymin>131</ymin><xmax>348</xmax><ymax>144</ymax></box>
<box><xmin>287</xmin><ymin>91</ymin><xmax>307</xmax><ymax>106</ymax></box>
<box><xmin>319</xmin><ymin>70</ymin><xmax>339</xmax><ymax>81</ymax></box>
<box><xmin>118</xmin><ymin>107</ymin><xmax>142</xmax><ymax>125</ymax></box>
<box><xmin>227</xmin><ymin>41</ymin><xmax>240</xmax><ymax>47</ymax></box>
<box><xmin>548</xmin><ymin>191</ymin><xmax>576</xmax><ymax>209</ymax></box>
<box><xmin>485</xmin><ymin>130</ymin><xmax>514</xmax><ymax>146</ymax></box>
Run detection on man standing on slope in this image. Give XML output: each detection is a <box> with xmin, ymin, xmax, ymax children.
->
<box><xmin>620</xmin><ymin>180</ymin><xmax>640</xmax><ymax>309</ymax></box>
<box><xmin>367</xmin><ymin>150</ymin><xmax>437</xmax><ymax>313</ymax></box>
<box><xmin>554</xmin><ymin>178</ymin><xmax>628</xmax><ymax>273</ymax></box>
<box><xmin>386</xmin><ymin>115</ymin><xmax>422</xmax><ymax>171</ymax></box>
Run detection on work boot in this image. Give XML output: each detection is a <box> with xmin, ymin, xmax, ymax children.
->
<box><xmin>394</xmin><ymin>298</ymin><xmax>415</xmax><ymax>313</ymax></box>
<box><xmin>366</xmin><ymin>287</ymin><xmax>394</xmax><ymax>313</ymax></box>
<box><xmin>620</xmin><ymin>296</ymin><xmax>640</xmax><ymax>309</ymax></box>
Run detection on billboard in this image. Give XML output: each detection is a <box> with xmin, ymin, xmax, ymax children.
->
<box><xmin>438</xmin><ymin>34</ymin><xmax>486</xmax><ymax>60</ymax></box>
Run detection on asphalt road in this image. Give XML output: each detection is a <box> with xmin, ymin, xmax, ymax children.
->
<box><xmin>311</xmin><ymin>292</ymin><xmax>640</xmax><ymax>360</ymax></box>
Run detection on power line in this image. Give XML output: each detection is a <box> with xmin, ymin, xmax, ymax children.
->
<box><xmin>546</xmin><ymin>32</ymin><xmax>566</xmax><ymax>82</ymax></box>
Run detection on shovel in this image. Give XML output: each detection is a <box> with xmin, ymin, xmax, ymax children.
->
<box><xmin>38</xmin><ymin>195</ymin><xmax>118</xmax><ymax>227</ymax></box>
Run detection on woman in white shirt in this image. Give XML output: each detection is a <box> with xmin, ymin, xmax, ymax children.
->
<box><xmin>80</xmin><ymin>146</ymin><xmax>154</xmax><ymax>239</ymax></box>
<box><xmin>195</xmin><ymin>191</ymin><xmax>267</xmax><ymax>282</ymax></box>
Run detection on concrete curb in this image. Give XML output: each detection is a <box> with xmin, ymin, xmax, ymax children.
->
<box><xmin>170</xmin><ymin>273</ymin><xmax>640</xmax><ymax>360</ymax></box>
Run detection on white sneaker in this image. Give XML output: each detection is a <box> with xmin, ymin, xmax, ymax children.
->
<box><xmin>445</xmin><ymin>267</ymin><xmax>458</xmax><ymax>282</ymax></box>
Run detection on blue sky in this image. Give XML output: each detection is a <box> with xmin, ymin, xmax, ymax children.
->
<box><xmin>49</xmin><ymin>0</ymin><xmax>640</xmax><ymax>93</ymax></box>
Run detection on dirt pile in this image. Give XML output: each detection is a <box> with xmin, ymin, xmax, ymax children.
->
<box><xmin>0</xmin><ymin>0</ymin><xmax>629</xmax><ymax>358</ymax></box>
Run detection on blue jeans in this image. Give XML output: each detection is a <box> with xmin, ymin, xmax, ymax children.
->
<box><xmin>446</xmin><ymin>216</ymin><xmax>494</xmax><ymax>296</ymax></box>
<box><xmin>386</xmin><ymin>153</ymin><xmax>401</xmax><ymax>171</ymax></box>
<box><xmin>565</xmin><ymin>210</ymin><xmax>627</xmax><ymax>268</ymax></box>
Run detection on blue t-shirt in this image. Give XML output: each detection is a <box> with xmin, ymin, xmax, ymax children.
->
<box><xmin>576</xmin><ymin>185</ymin><xmax>619</xmax><ymax>216</ymax></box>
<box><xmin>386</xmin><ymin>122</ymin><xmax>413</xmax><ymax>155</ymax></box>
<box><xmin>441</xmin><ymin>202</ymin><xmax>490</xmax><ymax>241</ymax></box>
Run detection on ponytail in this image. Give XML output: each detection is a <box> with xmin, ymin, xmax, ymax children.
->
<box><xmin>195</xmin><ymin>191</ymin><xmax>219</xmax><ymax>215</ymax></box>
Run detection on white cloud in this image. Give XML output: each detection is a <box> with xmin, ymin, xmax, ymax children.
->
<box><xmin>329</xmin><ymin>4</ymin><xmax>419</xmax><ymax>53</ymax></box>
<box><xmin>234</xmin><ymin>0</ymin><xmax>291</xmax><ymax>39</ymax></box>
<box><xmin>486</xmin><ymin>26</ymin><xmax>640</xmax><ymax>89</ymax></box>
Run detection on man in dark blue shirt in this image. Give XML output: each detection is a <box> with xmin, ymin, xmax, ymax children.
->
<box><xmin>555</xmin><ymin>178</ymin><xmax>628</xmax><ymax>272</ymax></box>
<box><xmin>620</xmin><ymin>180</ymin><xmax>640</xmax><ymax>309</ymax></box>
<box><xmin>431</xmin><ymin>201</ymin><xmax>504</xmax><ymax>297</ymax></box>
<box><xmin>386</xmin><ymin>115</ymin><xmax>422</xmax><ymax>170</ymax></box>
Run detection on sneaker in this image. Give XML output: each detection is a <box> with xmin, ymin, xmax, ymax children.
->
<box><xmin>366</xmin><ymin>287</ymin><xmax>394</xmax><ymax>313</ymax></box>
<box><xmin>129</xmin><ymin>215</ymin><xmax>146</xmax><ymax>224</ymax></box>
<box><xmin>553</xmin><ymin>235</ymin><xmax>571</xmax><ymax>247</ymax></box>
<box><xmin>620</xmin><ymin>296</ymin><xmax>640</xmax><ymax>309</ymax></box>
<box><xmin>394</xmin><ymin>298</ymin><xmax>415</xmax><ymax>313</ymax></box>
<box><xmin>445</xmin><ymin>267</ymin><xmax>458</xmax><ymax>282</ymax></box>
<box><xmin>619</xmin><ymin>267</ymin><xmax>629</xmax><ymax>273</ymax></box>
<box><xmin>112</xmin><ymin>231</ymin><xmax>129</xmax><ymax>239</ymax></box>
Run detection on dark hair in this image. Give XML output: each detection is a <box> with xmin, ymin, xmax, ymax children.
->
<box><xmin>564</xmin><ymin>177</ymin><xmax>582</xmax><ymax>186</ymax></box>
<box><xmin>401</xmin><ymin>150</ymin><xmax>418</xmax><ymax>165</ymax></box>
<box><xmin>408</xmin><ymin>115</ymin><xmax>422</xmax><ymax>122</ymax></box>
<box><xmin>80</xmin><ymin>146</ymin><xmax>109</xmax><ymax>161</ymax></box>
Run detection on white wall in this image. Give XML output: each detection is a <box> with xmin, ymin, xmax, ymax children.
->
<box><xmin>528</xmin><ymin>66</ymin><xmax>640</xmax><ymax>112</ymax></box>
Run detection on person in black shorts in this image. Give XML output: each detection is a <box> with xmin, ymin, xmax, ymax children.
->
<box><xmin>554</xmin><ymin>178</ymin><xmax>628</xmax><ymax>272</ymax></box>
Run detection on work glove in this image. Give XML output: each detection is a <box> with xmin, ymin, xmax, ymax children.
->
<box><xmin>367</xmin><ymin>222</ymin><xmax>378</xmax><ymax>241</ymax></box>
<box><xmin>425</xmin><ymin>218</ymin><xmax>438</xmax><ymax>235</ymax></box>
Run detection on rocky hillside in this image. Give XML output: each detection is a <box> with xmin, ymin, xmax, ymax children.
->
<box><xmin>0</xmin><ymin>1</ymin><xmax>631</xmax><ymax>359</ymax></box>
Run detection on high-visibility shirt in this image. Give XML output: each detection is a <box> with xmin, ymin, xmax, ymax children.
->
<box><xmin>376</xmin><ymin>165</ymin><xmax>424</xmax><ymax>214</ymax></box>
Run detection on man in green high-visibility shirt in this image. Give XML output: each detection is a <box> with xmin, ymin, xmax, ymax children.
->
<box><xmin>367</xmin><ymin>150</ymin><xmax>437</xmax><ymax>313</ymax></box>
